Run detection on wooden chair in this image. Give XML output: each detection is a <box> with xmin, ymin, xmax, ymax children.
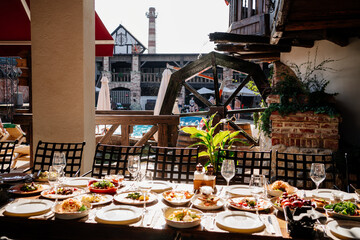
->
<box><xmin>216</xmin><ymin>149</ymin><xmax>272</xmax><ymax>185</ymax></box>
<box><xmin>146</xmin><ymin>145</ymin><xmax>199</xmax><ymax>183</ymax></box>
<box><xmin>275</xmin><ymin>151</ymin><xmax>335</xmax><ymax>190</ymax></box>
<box><xmin>3</xmin><ymin>124</ymin><xmax>26</xmax><ymax>145</ymax></box>
<box><xmin>83</xmin><ymin>144</ymin><xmax>145</xmax><ymax>179</ymax></box>
<box><xmin>27</xmin><ymin>140</ymin><xmax>86</xmax><ymax>177</ymax></box>
<box><xmin>0</xmin><ymin>141</ymin><xmax>17</xmax><ymax>173</ymax></box>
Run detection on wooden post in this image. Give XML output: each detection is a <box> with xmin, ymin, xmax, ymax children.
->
<box><xmin>248</xmin><ymin>0</ymin><xmax>253</xmax><ymax>17</ymax></box>
<box><xmin>120</xmin><ymin>125</ymin><xmax>130</xmax><ymax>146</ymax></box>
<box><xmin>158</xmin><ymin>123</ymin><xmax>168</xmax><ymax>147</ymax></box>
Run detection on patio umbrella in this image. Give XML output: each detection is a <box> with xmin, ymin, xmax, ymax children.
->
<box><xmin>193</xmin><ymin>87</ymin><xmax>215</xmax><ymax>95</ymax></box>
<box><xmin>96</xmin><ymin>76</ymin><xmax>111</xmax><ymax>110</ymax></box>
<box><xmin>223</xmin><ymin>86</ymin><xmax>257</xmax><ymax>96</ymax></box>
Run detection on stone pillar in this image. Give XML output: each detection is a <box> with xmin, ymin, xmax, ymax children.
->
<box><xmin>102</xmin><ymin>57</ymin><xmax>111</xmax><ymax>80</ymax></box>
<box><xmin>31</xmin><ymin>0</ymin><xmax>95</xmax><ymax>173</ymax></box>
<box><xmin>130</xmin><ymin>54</ymin><xmax>141</xmax><ymax>105</ymax></box>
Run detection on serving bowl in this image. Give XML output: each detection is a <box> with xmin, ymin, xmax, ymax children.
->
<box><xmin>88</xmin><ymin>180</ymin><xmax>118</xmax><ymax>194</ymax></box>
<box><xmin>163</xmin><ymin>207</ymin><xmax>203</xmax><ymax>228</ymax></box>
<box><xmin>54</xmin><ymin>202</ymin><xmax>91</xmax><ymax>220</ymax></box>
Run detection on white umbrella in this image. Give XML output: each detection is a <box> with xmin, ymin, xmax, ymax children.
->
<box><xmin>222</xmin><ymin>86</ymin><xmax>257</xmax><ymax>96</ymax></box>
<box><xmin>190</xmin><ymin>87</ymin><xmax>215</xmax><ymax>95</ymax></box>
<box><xmin>96</xmin><ymin>76</ymin><xmax>111</xmax><ymax>110</ymax></box>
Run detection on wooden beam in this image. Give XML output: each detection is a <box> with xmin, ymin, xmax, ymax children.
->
<box><xmin>227</xmin><ymin>107</ymin><xmax>266</xmax><ymax>114</ymax></box>
<box><xmin>270</xmin><ymin>0</ymin><xmax>291</xmax><ymax>44</ymax></box>
<box><xmin>98</xmin><ymin>124</ymin><xmax>120</xmax><ymax>144</ymax></box>
<box><xmin>236</xmin><ymin>53</ymin><xmax>280</xmax><ymax>61</ymax></box>
<box><xmin>96</xmin><ymin>110</ymin><xmax>153</xmax><ymax>115</ymax></box>
<box><xmin>224</xmin><ymin>75</ymin><xmax>251</xmax><ymax>106</ymax></box>
<box><xmin>134</xmin><ymin>125</ymin><xmax>158</xmax><ymax>147</ymax></box>
<box><xmin>120</xmin><ymin>125</ymin><xmax>130</xmax><ymax>146</ymax></box>
<box><xmin>209</xmin><ymin>32</ymin><xmax>270</xmax><ymax>44</ymax></box>
<box><xmin>211</xmin><ymin>54</ymin><xmax>220</xmax><ymax>105</ymax></box>
<box><xmin>285</xmin><ymin>19</ymin><xmax>360</xmax><ymax>31</ymax></box>
<box><xmin>182</xmin><ymin>82</ymin><xmax>212</xmax><ymax>107</ymax></box>
<box><xmin>228</xmin><ymin>120</ymin><xmax>258</xmax><ymax>145</ymax></box>
<box><xmin>95</xmin><ymin>115</ymin><xmax>179</xmax><ymax>125</ymax></box>
<box><xmin>216</xmin><ymin>44</ymin><xmax>291</xmax><ymax>53</ymax></box>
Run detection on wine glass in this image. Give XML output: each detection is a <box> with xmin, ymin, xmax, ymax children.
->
<box><xmin>48</xmin><ymin>166</ymin><xmax>59</xmax><ymax>188</ymax></box>
<box><xmin>138</xmin><ymin>171</ymin><xmax>153</xmax><ymax>213</ymax></box>
<box><xmin>310</xmin><ymin>163</ymin><xmax>326</xmax><ymax>192</ymax></box>
<box><xmin>52</xmin><ymin>152</ymin><xmax>66</xmax><ymax>183</ymax></box>
<box><xmin>128</xmin><ymin>156</ymin><xmax>141</xmax><ymax>189</ymax></box>
<box><xmin>221</xmin><ymin>159</ymin><xmax>235</xmax><ymax>187</ymax></box>
<box><xmin>249</xmin><ymin>174</ymin><xmax>266</xmax><ymax>216</ymax></box>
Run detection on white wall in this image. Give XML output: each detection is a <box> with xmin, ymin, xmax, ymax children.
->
<box><xmin>140</xmin><ymin>96</ymin><xmax>157</xmax><ymax>110</ymax></box>
<box><xmin>281</xmin><ymin>38</ymin><xmax>360</xmax><ymax>147</ymax></box>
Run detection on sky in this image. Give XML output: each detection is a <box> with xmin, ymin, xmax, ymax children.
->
<box><xmin>95</xmin><ymin>0</ymin><xmax>229</xmax><ymax>54</ymax></box>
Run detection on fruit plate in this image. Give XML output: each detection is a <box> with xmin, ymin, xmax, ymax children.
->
<box><xmin>228</xmin><ymin>197</ymin><xmax>272</xmax><ymax>212</ymax></box>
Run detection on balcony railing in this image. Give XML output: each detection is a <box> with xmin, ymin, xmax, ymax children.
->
<box><xmin>141</xmin><ymin>73</ymin><xmax>162</xmax><ymax>82</ymax></box>
<box><xmin>112</xmin><ymin>73</ymin><xmax>131</xmax><ymax>82</ymax></box>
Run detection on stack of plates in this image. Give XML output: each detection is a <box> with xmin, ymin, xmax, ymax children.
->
<box><xmin>327</xmin><ymin>220</ymin><xmax>360</xmax><ymax>239</ymax></box>
<box><xmin>95</xmin><ymin>205</ymin><xmax>142</xmax><ymax>225</ymax></box>
<box><xmin>4</xmin><ymin>199</ymin><xmax>53</xmax><ymax>217</ymax></box>
<box><xmin>216</xmin><ymin>211</ymin><xmax>265</xmax><ymax>233</ymax></box>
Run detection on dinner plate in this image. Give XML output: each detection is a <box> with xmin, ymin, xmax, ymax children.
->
<box><xmin>1</xmin><ymin>173</ymin><xmax>29</xmax><ymax>183</ymax></box>
<box><xmin>76</xmin><ymin>193</ymin><xmax>113</xmax><ymax>206</ymax></box>
<box><xmin>95</xmin><ymin>205</ymin><xmax>142</xmax><ymax>225</ymax></box>
<box><xmin>63</xmin><ymin>177</ymin><xmax>95</xmax><ymax>187</ymax></box>
<box><xmin>327</xmin><ymin>220</ymin><xmax>360</xmax><ymax>239</ymax></box>
<box><xmin>228</xmin><ymin>197</ymin><xmax>272</xmax><ymax>212</ymax></box>
<box><xmin>216</xmin><ymin>211</ymin><xmax>265</xmax><ymax>233</ymax></box>
<box><xmin>227</xmin><ymin>185</ymin><xmax>252</xmax><ymax>196</ymax></box>
<box><xmin>162</xmin><ymin>190</ymin><xmax>194</xmax><ymax>206</ymax></box>
<box><xmin>150</xmin><ymin>181</ymin><xmax>172</xmax><ymax>193</ymax></box>
<box><xmin>191</xmin><ymin>194</ymin><xmax>225</xmax><ymax>210</ymax></box>
<box><xmin>9</xmin><ymin>184</ymin><xmax>49</xmax><ymax>195</ymax></box>
<box><xmin>114</xmin><ymin>191</ymin><xmax>157</xmax><ymax>205</ymax></box>
<box><xmin>4</xmin><ymin>199</ymin><xmax>53</xmax><ymax>217</ymax></box>
<box><xmin>41</xmin><ymin>187</ymin><xmax>85</xmax><ymax>199</ymax></box>
<box><xmin>312</xmin><ymin>189</ymin><xmax>354</xmax><ymax>201</ymax></box>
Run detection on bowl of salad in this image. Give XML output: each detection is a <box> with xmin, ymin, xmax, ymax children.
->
<box><xmin>324</xmin><ymin>201</ymin><xmax>360</xmax><ymax>220</ymax></box>
<box><xmin>88</xmin><ymin>180</ymin><xmax>118</xmax><ymax>194</ymax></box>
<box><xmin>163</xmin><ymin>207</ymin><xmax>203</xmax><ymax>228</ymax></box>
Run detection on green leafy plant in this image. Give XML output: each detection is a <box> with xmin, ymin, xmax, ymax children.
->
<box><xmin>181</xmin><ymin>113</ymin><xmax>243</xmax><ymax>169</ymax></box>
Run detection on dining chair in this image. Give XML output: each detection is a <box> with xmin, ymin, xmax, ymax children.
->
<box><xmin>83</xmin><ymin>143</ymin><xmax>145</xmax><ymax>179</ymax></box>
<box><xmin>275</xmin><ymin>151</ymin><xmax>335</xmax><ymax>190</ymax></box>
<box><xmin>146</xmin><ymin>145</ymin><xmax>199</xmax><ymax>183</ymax></box>
<box><xmin>26</xmin><ymin>140</ymin><xmax>86</xmax><ymax>177</ymax></box>
<box><xmin>0</xmin><ymin>140</ymin><xmax>18</xmax><ymax>173</ymax></box>
<box><xmin>216</xmin><ymin>149</ymin><xmax>272</xmax><ymax>185</ymax></box>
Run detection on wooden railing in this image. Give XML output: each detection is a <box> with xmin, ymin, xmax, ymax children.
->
<box><xmin>111</xmin><ymin>72</ymin><xmax>131</xmax><ymax>82</ymax></box>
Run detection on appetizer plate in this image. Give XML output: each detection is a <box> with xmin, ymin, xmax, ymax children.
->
<box><xmin>41</xmin><ymin>187</ymin><xmax>85</xmax><ymax>199</ymax></box>
<box><xmin>216</xmin><ymin>211</ymin><xmax>265</xmax><ymax>233</ymax></box>
<box><xmin>191</xmin><ymin>194</ymin><xmax>225</xmax><ymax>210</ymax></box>
<box><xmin>163</xmin><ymin>207</ymin><xmax>203</xmax><ymax>229</ymax></box>
<box><xmin>4</xmin><ymin>199</ymin><xmax>53</xmax><ymax>217</ymax></box>
<box><xmin>227</xmin><ymin>185</ymin><xmax>252</xmax><ymax>196</ymax></box>
<box><xmin>162</xmin><ymin>190</ymin><xmax>193</xmax><ymax>206</ymax></box>
<box><xmin>114</xmin><ymin>191</ymin><xmax>157</xmax><ymax>205</ymax></box>
<box><xmin>150</xmin><ymin>181</ymin><xmax>172</xmax><ymax>193</ymax></box>
<box><xmin>88</xmin><ymin>180</ymin><xmax>118</xmax><ymax>194</ymax></box>
<box><xmin>267</xmin><ymin>187</ymin><xmax>298</xmax><ymax>197</ymax></box>
<box><xmin>312</xmin><ymin>189</ymin><xmax>354</xmax><ymax>201</ymax></box>
<box><xmin>1</xmin><ymin>173</ymin><xmax>28</xmax><ymax>183</ymax></box>
<box><xmin>63</xmin><ymin>177</ymin><xmax>95</xmax><ymax>187</ymax></box>
<box><xmin>95</xmin><ymin>205</ymin><xmax>142</xmax><ymax>225</ymax></box>
<box><xmin>54</xmin><ymin>202</ymin><xmax>91</xmax><ymax>220</ymax></box>
<box><xmin>228</xmin><ymin>197</ymin><xmax>272</xmax><ymax>212</ymax></box>
<box><xmin>327</xmin><ymin>220</ymin><xmax>360</xmax><ymax>239</ymax></box>
<box><xmin>76</xmin><ymin>193</ymin><xmax>113</xmax><ymax>206</ymax></box>
<box><xmin>9</xmin><ymin>184</ymin><xmax>49</xmax><ymax>195</ymax></box>
<box><xmin>325</xmin><ymin>209</ymin><xmax>360</xmax><ymax>221</ymax></box>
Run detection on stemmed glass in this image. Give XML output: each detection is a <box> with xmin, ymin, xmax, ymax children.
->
<box><xmin>221</xmin><ymin>159</ymin><xmax>235</xmax><ymax>187</ymax></box>
<box><xmin>128</xmin><ymin>156</ymin><xmax>141</xmax><ymax>190</ymax></box>
<box><xmin>52</xmin><ymin>152</ymin><xmax>66</xmax><ymax>183</ymax></box>
<box><xmin>138</xmin><ymin>170</ymin><xmax>153</xmax><ymax>213</ymax></box>
<box><xmin>249</xmin><ymin>174</ymin><xmax>266</xmax><ymax>216</ymax></box>
<box><xmin>48</xmin><ymin>166</ymin><xmax>59</xmax><ymax>209</ymax></box>
<box><xmin>310</xmin><ymin>163</ymin><xmax>326</xmax><ymax>192</ymax></box>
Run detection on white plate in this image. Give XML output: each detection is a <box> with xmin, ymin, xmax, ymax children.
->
<box><xmin>76</xmin><ymin>193</ymin><xmax>113</xmax><ymax>206</ymax></box>
<box><xmin>216</xmin><ymin>211</ymin><xmax>265</xmax><ymax>233</ymax></box>
<box><xmin>41</xmin><ymin>187</ymin><xmax>85</xmax><ymax>199</ymax></box>
<box><xmin>163</xmin><ymin>207</ymin><xmax>203</xmax><ymax>228</ymax></box>
<box><xmin>5</xmin><ymin>199</ymin><xmax>53</xmax><ymax>217</ymax></box>
<box><xmin>312</xmin><ymin>189</ymin><xmax>354</xmax><ymax>201</ymax></box>
<box><xmin>191</xmin><ymin>194</ymin><xmax>225</xmax><ymax>210</ymax></box>
<box><xmin>54</xmin><ymin>202</ymin><xmax>91</xmax><ymax>220</ymax></box>
<box><xmin>267</xmin><ymin>187</ymin><xmax>298</xmax><ymax>197</ymax></box>
<box><xmin>95</xmin><ymin>205</ymin><xmax>142</xmax><ymax>225</ymax></box>
<box><xmin>162</xmin><ymin>190</ymin><xmax>194</xmax><ymax>206</ymax></box>
<box><xmin>327</xmin><ymin>220</ymin><xmax>360</xmax><ymax>239</ymax></box>
<box><xmin>227</xmin><ymin>185</ymin><xmax>253</xmax><ymax>196</ymax></box>
<box><xmin>114</xmin><ymin>192</ymin><xmax>157</xmax><ymax>205</ymax></box>
<box><xmin>63</xmin><ymin>177</ymin><xmax>95</xmax><ymax>187</ymax></box>
<box><xmin>228</xmin><ymin>197</ymin><xmax>272</xmax><ymax>212</ymax></box>
<box><xmin>150</xmin><ymin>181</ymin><xmax>172</xmax><ymax>193</ymax></box>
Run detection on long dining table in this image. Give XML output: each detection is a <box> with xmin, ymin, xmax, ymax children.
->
<box><xmin>0</xmin><ymin>177</ymin><xmax>356</xmax><ymax>240</ymax></box>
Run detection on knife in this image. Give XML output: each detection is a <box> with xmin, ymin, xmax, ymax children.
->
<box><xmin>267</xmin><ymin>215</ymin><xmax>276</xmax><ymax>234</ymax></box>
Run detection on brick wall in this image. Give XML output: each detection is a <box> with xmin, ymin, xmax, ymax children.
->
<box><xmin>270</xmin><ymin>111</ymin><xmax>340</xmax><ymax>151</ymax></box>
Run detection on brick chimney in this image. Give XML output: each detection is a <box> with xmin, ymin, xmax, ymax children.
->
<box><xmin>146</xmin><ymin>7</ymin><xmax>157</xmax><ymax>54</ymax></box>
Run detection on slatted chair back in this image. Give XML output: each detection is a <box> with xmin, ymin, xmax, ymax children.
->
<box><xmin>146</xmin><ymin>146</ymin><xmax>199</xmax><ymax>183</ymax></box>
<box><xmin>0</xmin><ymin>141</ymin><xmax>17</xmax><ymax>173</ymax></box>
<box><xmin>33</xmin><ymin>140</ymin><xmax>86</xmax><ymax>177</ymax></box>
<box><xmin>216</xmin><ymin>149</ymin><xmax>272</xmax><ymax>185</ymax></box>
<box><xmin>91</xmin><ymin>144</ymin><xmax>145</xmax><ymax>179</ymax></box>
<box><xmin>275</xmin><ymin>151</ymin><xmax>335</xmax><ymax>189</ymax></box>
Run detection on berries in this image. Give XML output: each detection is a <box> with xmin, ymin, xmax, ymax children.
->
<box><xmin>276</xmin><ymin>193</ymin><xmax>313</xmax><ymax>209</ymax></box>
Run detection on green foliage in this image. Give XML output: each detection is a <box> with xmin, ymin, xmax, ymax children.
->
<box><xmin>181</xmin><ymin>113</ymin><xmax>244</xmax><ymax>169</ymax></box>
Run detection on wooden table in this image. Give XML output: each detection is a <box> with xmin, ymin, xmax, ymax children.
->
<box><xmin>0</xmin><ymin>180</ymin><xmax>335</xmax><ymax>240</ymax></box>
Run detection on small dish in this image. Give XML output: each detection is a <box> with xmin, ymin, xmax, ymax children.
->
<box><xmin>54</xmin><ymin>199</ymin><xmax>91</xmax><ymax>220</ymax></box>
<box><xmin>162</xmin><ymin>190</ymin><xmax>193</xmax><ymax>206</ymax></box>
<box><xmin>163</xmin><ymin>207</ymin><xmax>203</xmax><ymax>229</ymax></box>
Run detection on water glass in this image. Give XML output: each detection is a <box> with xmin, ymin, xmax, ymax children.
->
<box><xmin>128</xmin><ymin>156</ymin><xmax>141</xmax><ymax>189</ymax></box>
<box><xmin>52</xmin><ymin>152</ymin><xmax>66</xmax><ymax>181</ymax></box>
<box><xmin>310</xmin><ymin>163</ymin><xmax>326</xmax><ymax>191</ymax></box>
<box><xmin>249</xmin><ymin>174</ymin><xmax>266</xmax><ymax>216</ymax></box>
<box><xmin>48</xmin><ymin>166</ymin><xmax>59</xmax><ymax>188</ymax></box>
<box><xmin>138</xmin><ymin>171</ymin><xmax>153</xmax><ymax>213</ymax></box>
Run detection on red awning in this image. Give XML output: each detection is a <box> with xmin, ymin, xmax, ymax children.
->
<box><xmin>0</xmin><ymin>0</ymin><xmax>114</xmax><ymax>57</ymax></box>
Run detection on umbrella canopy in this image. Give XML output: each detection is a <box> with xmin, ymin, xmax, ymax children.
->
<box><xmin>96</xmin><ymin>76</ymin><xmax>111</xmax><ymax>110</ymax></box>
<box><xmin>0</xmin><ymin>0</ymin><xmax>114</xmax><ymax>56</ymax></box>
<box><xmin>223</xmin><ymin>86</ymin><xmax>257</xmax><ymax>96</ymax></box>
<box><xmin>190</xmin><ymin>87</ymin><xmax>214</xmax><ymax>95</ymax></box>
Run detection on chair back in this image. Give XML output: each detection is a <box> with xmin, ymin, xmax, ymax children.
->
<box><xmin>91</xmin><ymin>144</ymin><xmax>145</xmax><ymax>179</ymax></box>
<box><xmin>147</xmin><ymin>146</ymin><xmax>199</xmax><ymax>183</ymax></box>
<box><xmin>0</xmin><ymin>141</ymin><xmax>17</xmax><ymax>173</ymax></box>
<box><xmin>216</xmin><ymin>149</ymin><xmax>272</xmax><ymax>185</ymax></box>
<box><xmin>33</xmin><ymin>140</ymin><xmax>86</xmax><ymax>177</ymax></box>
<box><xmin>275</xmin><ymin>151</ymin><xmax>335</xmax><ymax>189</ymax></box>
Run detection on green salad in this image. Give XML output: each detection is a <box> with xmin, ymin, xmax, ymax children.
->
<box><xmin>324</xmin><ymin>201</ymin><xmax>360</xmax><ymax>216</ymax></box>
<box><xmin>91</xmin><ymin>180</ymin><xmax>114</xmax><ymax>189</ymax></box>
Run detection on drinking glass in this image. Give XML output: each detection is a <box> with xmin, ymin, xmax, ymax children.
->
<box><xmin>48</xmin><ymin>166</ymin><xmax>59</xmax><ymax>188</ymax></box>
<box><xmin>52</xmin><ymin>152</ymin><xmax>66</xmax><ymax>181</ymax></box>
<box><xmin>310</xmin><ymin>163</ymin><xmax>326</xmax><ymax>191</ymax></box>
<box><xmin>221</xmin><ymin>159</ymin><xmax>235</xmax><ymax>187</ymax></box>
<box><xmin>249</xmin><ymin>174</ymin><xmax>266</xmax><ymax>216</ymax></box>
<box><xmin>128</xmin><ymin>156</ymin><xmax>141</xmax><ymax>189</ymax></box>
<box><xmin>138</xmin><ymin>171</ymin><xmax>153</xmax><ymax>213</ymax></box>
